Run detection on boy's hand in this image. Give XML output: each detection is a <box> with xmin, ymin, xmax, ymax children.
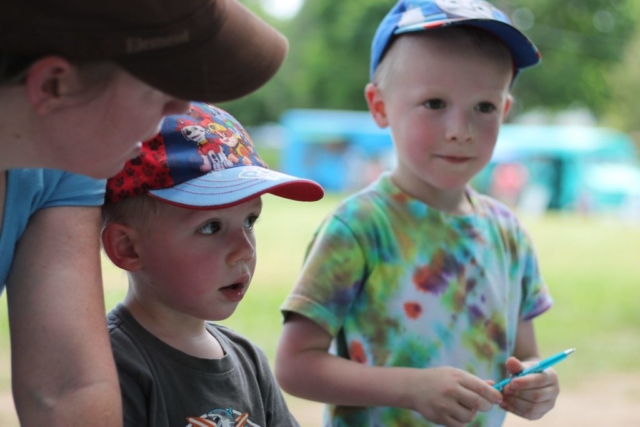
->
<box><xmin>500</xmin><ymin>357</ymin><xmax>560</xmax><ymax>420</ymax></box>
<box><xmin>409</xmin><ymin>367</ymin><xmax>503</xmax><ymax>427</ymax></box>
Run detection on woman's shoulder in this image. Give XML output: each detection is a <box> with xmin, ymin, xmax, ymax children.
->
<box><xmin>7</xmin><ymin>168</ymin><xmax>105</xmax><ymax>207</ymax></box>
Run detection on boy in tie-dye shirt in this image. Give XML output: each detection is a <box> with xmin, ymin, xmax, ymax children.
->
<box><xmin>275</xmin><ymin>1</ymin><xmax>559</xmax><ymax>426</ymax></box>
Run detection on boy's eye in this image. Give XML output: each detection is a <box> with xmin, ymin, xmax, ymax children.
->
<box><xmin>198</xmin><ymin>221</ymin><xmax>221</xmax><ymax>235</ymax></box>
<box><xmin>476</xmin><ymin>102</ymin><xmax>497</xmax><ymax>113</ymax></box>
<box><xmin>244</xmin><ymin>214</ymin><xmax>259</xmax><ymax>230</ymax></box>
<box><xmin>423</xmin><ymin>99</ymin><xmax>446</xmax><ymax>109</ymax></box>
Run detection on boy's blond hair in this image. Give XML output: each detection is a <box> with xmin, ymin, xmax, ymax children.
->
<box><xmin>102</xmin><ymin>195</ymin><xmax>164</xmax><ymax>229</ymax></box>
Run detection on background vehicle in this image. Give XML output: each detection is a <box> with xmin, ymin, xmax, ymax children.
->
<box><xmin>280</xmin><ymin>109</ymin><xmax>640</xmax><ymax>218</ymax></box>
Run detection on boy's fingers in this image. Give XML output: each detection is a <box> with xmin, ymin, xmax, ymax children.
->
<box><xmin>502</xmin><ymin>394</ymin><xmax>554</xmax><ymax>420</ymax></box>
<box><xmin>445</xmin><ymin>404</ymin><xmax>477</xmax><ymax>426</ymax></box>
<box><xmin>505</xmin><ymin>357</ymin><xmax>525</xmax><ymax>374</ymax></box>
<box><xmin>462</xmin><ymin>379</ymin><xmax>503</xmax><ymax>404</ymax></box>
<box><xmin>457</xmin><ymin>387</ymin><xmax>494</xmax><ymax>413</ymax></box>
<box><xmin>506</xmin><ymin>383</ymin><xmax>557</xmax><ymax>403</ymax></box>
<box><xmin>508</xmin><ymin>371</ymin><xmax>557</xmax><ymax>392</ymax></box>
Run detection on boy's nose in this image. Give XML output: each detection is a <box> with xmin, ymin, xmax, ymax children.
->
<box><xmin>445</xmin><ymin>111</ymin><xmax>473</xmax><ymax>143</ymax></box>
<box><xmin>227</xmin><ymin>232</ymin><xmax>256</xmax><ymax>265</ymax></box>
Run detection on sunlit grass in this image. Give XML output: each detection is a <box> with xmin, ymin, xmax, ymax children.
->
<box><xmin>1</xmin><ymin>195</ymin><xmax>639</xmax><ymax>396</ymax></box>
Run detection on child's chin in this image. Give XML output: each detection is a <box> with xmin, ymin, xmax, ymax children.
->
<box><xmin>207</xmin><ymin>306</ymin><xmax>240</xmax><ymax>322</ymax></box>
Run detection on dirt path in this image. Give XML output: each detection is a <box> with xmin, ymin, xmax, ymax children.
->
<box><xmin>0</xmin><ymin>374</ymin><xmax>638</xmax><ymax>426</ymax></box>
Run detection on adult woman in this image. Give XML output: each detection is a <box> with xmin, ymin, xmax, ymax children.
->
<box><xmin>0</xmin><ymin>0</ymin><xmax>287</xmax><ymax>425</ymax></box>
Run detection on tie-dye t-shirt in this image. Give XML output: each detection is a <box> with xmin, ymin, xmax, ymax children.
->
<box><xmin>281</xmin><ymin>173</ymin><xmax>552</xmax><ymax>427</ymax></box>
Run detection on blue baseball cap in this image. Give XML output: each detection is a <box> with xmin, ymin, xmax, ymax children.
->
<box><xmin>106</xmin><ymin>103</ymin><xmax>324</xmax><ymax>208</ymax></box>
<box><xmin>370</xmin><ymin>0</ymin><xmax>540</xmax><ymax>80</ymax></box>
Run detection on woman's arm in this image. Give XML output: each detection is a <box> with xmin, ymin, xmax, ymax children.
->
<box><xmin>6</xmin><ymin>205</ymin><xmax>122</xmax><ymax>426</ymax></box>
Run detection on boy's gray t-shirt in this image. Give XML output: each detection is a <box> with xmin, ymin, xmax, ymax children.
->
<box><xmin>107</xmin><ymin>304</ymin><xmax>299</xmax><ymax>427</ymax></box>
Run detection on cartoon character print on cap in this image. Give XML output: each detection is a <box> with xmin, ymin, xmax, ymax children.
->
<box><xmin>177</xmin><ymin>120</ymin><xmax>232</xmax><ymax>172</ymax></box>
<box><xmin>175</xmin><ymin>105</ymin><xmax>268</xmax><ymax>172</ymax></box>
<box><xmin>105</xmin><ymin>135</ymin><xmax>173</xmax><ymax>204</ymax></box>
<box><xmin>185</xmin><ymin>103</ymin><xmax>213</xmax><ymax>124</ymax></box>
<box><xmin>213</xmin><ymin>124</ymin><xmax>259</xmax><ymax>167</ymax></box>
<box><xmin>105</xmin><ymin>103</ymin><xmax>279</xmax><ymax>205</ymax></box>
<box><xmin>185</xmin><ymin>406</ymin><xmax>255</xmax><ymax>427</ymax></box>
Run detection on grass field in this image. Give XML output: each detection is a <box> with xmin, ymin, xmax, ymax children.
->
<box><xmin>1</xmin><ymin>193</ymin><xmax>640</xmax><ymax>425</ymax></box>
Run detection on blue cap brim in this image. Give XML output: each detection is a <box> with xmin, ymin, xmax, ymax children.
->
<box><xmin>148</xmin><ymin>165</ymin><xmax>324</xmax><ymax>209</ymax></box>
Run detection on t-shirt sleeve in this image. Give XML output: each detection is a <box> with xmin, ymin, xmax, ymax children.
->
<box><xmin>517</xmin><ymin>226</ymin><xmax>553</xmax><ymax>321</ymax></box>
<box><xmin>281</xmin><ymin>215</ymin><xmax>367</xmax><ymax>337</ymax></box>
<box><xmin>254</xmin><ymin>348</ymin><xmax>300</xmax><ymax>427</ymax></box>
<box><xmin>41</xmin><ymin>170</ymin><xmax>105</xmax><ymax>208</ymax></box>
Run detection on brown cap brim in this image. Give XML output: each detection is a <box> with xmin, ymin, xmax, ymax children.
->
<box><xmin>118</xmin><ymin>0</ymin><xmax>288</xmax><ymax>103</ymax></box>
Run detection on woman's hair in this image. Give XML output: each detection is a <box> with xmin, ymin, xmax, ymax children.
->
<box><xmin>0</xmin><ymin>54</ymin><xmax>37</xmax><ymax>85</ymax></box>
<box><xmin>0</xmin><ymin>53</ymin><xmax>118</xmax><ymax>90</ymax></box>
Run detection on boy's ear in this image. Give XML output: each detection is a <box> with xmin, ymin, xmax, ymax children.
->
<box><xmin>101</xmin><ymin>223</ymin><xmax>142</xmax><ymax>272</ymax></box>
<box><xmin>502</xmin><ymin>94</ymin><xmax>513</xmax><ymax>119</ymax></box>
<box><xmin>25</xmin><ymin>56</ymin><xmax>79</xmax><ymax>115</ymax></box>
<box><xmin>364</xmin><ymin>83</ymin><xmax>389</xmax><ymax>128</ymax></box>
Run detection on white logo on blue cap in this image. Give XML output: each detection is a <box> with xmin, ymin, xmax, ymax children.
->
<box><xmin>398</xmin><ymin>7</ymin><xmax>428</xmax><ymax>27</ymax></box>
<box><xmin>435</xmin><ymin>0</ymin><xmax>497</xmax><ymax>19</ymax></box>
<box><xmin>238</xmin><ymin>169</ymin><xmax>282</xmax><ymax>181</ymax></box>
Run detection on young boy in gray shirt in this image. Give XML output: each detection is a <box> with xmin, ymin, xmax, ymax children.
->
<box><xmin>102</xmin><ymin>102</ymin><xmax>324</xmax><ymax>427</ymax></box>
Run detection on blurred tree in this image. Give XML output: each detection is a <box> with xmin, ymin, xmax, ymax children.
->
<box><xmin>217</xmin><ymin>1</ymin><xmax>296</xmax><ymax>125</ymax></box>
<box><xmin>604</xmin><ymin>3</ymin><xmax>640</xmax><ymax>143</ymax></box>
<box><xmin>498</xmin><ymin>0</ymin><xmax>637</xmax><ymax>118</ymax></box>
<box><xmin>222</xmin><ymin>0</ymin><xmax>639</xmax><ymax>126</ymax></box>
<box><xmin>273</xmin><ymin>0</ymin><xmax>391</xmax><ymax>111</ymax></box>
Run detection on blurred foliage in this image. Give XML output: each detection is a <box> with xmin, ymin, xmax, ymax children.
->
<box><xmin>605</xmin><ymin>7</ymin><xmax>640</xmax><ymax>137</ymax></box>
<box><xmin>501</xmin><ymin>0</ymin><xmax>637</xmax><ymax>119</ymax></box>
<box><xmin>222</xmin><ymin>0</ymin><xmax>639</xmax><ymax>139</ymax></box>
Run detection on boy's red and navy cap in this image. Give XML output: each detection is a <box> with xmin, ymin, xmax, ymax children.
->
<box><xmin>370</xmin><ymin>0</ymin><xmax>540</xmax><ymax>80</ymax></box>
<box><xmin>105</xmin><ymin>103</ymin><xmax>324</xmax><ymax>208</ymax></box>
<box><xmin>1</xmin><ymin>0</ymin><xmax>287</xmax><ymax>103</ymax></box>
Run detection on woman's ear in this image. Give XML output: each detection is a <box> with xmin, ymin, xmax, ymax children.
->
<box><xmin>24</xmin><ymin>56</ymin><xmax>79</xmax><ymax>115</ymax></box>
<box><xmin>364</xmin><ymin>82</ymin><xmax>389</xmax><ymax>128</ymax></box>
<box><xmin>101</xmin><ymin>223</ymin><xmax>142</xmax><ymax>272</ymax></box>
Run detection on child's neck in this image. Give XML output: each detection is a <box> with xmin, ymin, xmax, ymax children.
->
<box><xmin>390</xmin><ymin>172</ymin><xmax>473</xmax><ymax>215</ymax></box>
<box><xmin>123</xmin><ymin>295</ymin><xmax>225</xmax><ymax>360</ymax></box>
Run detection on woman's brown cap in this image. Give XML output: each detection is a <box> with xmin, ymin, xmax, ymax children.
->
<box><xmin>0</xmin><ymin>0</ymin><xmax>288</xmax><ymax>102</ymax></box>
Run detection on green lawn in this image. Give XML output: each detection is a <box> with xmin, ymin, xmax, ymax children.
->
<box><xmin>2</xmin><ymin>194</ymin><xmax>640</xmax><ymax>392</ymax></box>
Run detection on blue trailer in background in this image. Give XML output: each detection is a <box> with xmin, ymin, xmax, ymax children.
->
<box><xmin>279</xmin><ymin>109</ymin><xmax>394</xmax><ymax>192</ymax></box>
<box><xmin>473</xmin><ymin>125</ymin><xmax>640</xmax><ymax>215</ymax></box>
<box><xmin>279</xmin><ymin>109</ymin><xmax>640</xmax><ymax>216</ymax></box>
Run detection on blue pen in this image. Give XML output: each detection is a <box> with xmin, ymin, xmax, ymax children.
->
<box><xmin>494</xmin><ymin>348</ymin><xmax>575</xmax><ymax>392</ymax></box>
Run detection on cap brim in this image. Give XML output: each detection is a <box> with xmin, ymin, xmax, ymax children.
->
<box><xmin>119</xmin><ymin>0</ymin><xmax>288</xmax><ymax>103</ymax></box>
<box><xmin>148</xmin><ymin>165</ymin><xmax>324</xmax><ymax>209</ymax></box>
<box><xmin>462</xmin><ymin>20</ymin><xmax>540</xmax><ymax>69</ymax></box>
